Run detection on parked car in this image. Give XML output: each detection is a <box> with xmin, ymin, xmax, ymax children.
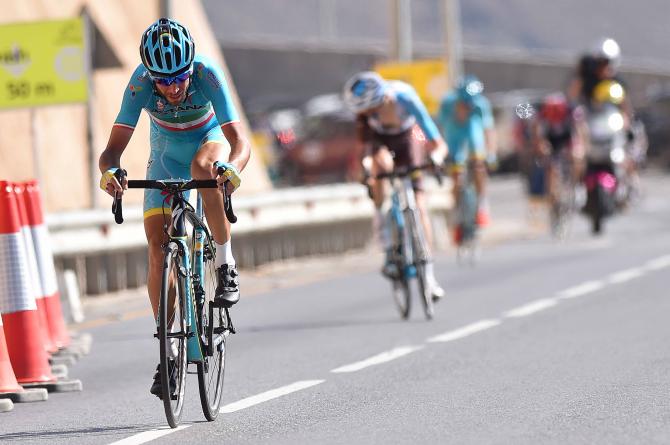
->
<box><xmin>271</xmin><ymin>94</ymin><xmax>362</xmax><ymax>186</ymax></box>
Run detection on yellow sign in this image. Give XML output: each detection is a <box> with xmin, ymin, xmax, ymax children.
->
<box><xmin>0</xmin><ymin>18</ymin><xmax>87</xmax><ymax>109</ymax></box>
<box><xmin>374</xmin><ymin>59</ymin><xmax>448</xmax><ymax>115</ymax></box>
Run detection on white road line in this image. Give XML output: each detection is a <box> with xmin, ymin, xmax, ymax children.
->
<box><xmin>220</xmin><ymin>380</ymin><xmax>324</xmax><ymax>414</ymax></box>
<box><xmin>330</xmin><ymin>346</ymin><xmax>423</xmax><ymax>373</ymax></box>
<box><xmin>556</xmin><ymin>280</ymin><xmax>605</xmax><ymax>299</ymax></box>
<box><xmin>645</xmin><ymin>255</ymin><xmax>670</xmax><ymax>271</ymax></box>
<box><xmin>608</xmin><ymin>267</ymin><xmax>646</xmax><ymax>284</ymax></box>
<box><xmin>426</xmin><ymin>319</ymin><xmax>501</xmax><ymax>343</ymax></box>
<box><xmin>503</xmin><ymin>298</ymin><xmax>558</xmax><ymax>318</ymax></box>
<box><xmin>108</xmin><ymin>426</ymin><xmax>190</xmax><ymax>445</ymax></box>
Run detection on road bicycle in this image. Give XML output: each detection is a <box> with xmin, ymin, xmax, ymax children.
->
<box><xmin>452</xmin><ymin>161</ymin><xmax>480</xmax><ymax>266</ymax></box>
<box><xmin>375</xmin><ymin>164</ymin><xmax>440</xmax><ymax>320</ymax></box>
<box><xmin>548</xmin><ymin>150</ymin><xmax>577</xmax><ymax>240</ymax></box>
<box><xmin>111</xmin><ymin>168</ymin><xmax>236</xmax><ymax>428</ymax></box>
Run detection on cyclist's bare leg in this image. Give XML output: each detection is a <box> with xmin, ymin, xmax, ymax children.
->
<box><xmin>450</xmin><ymin>169</ymin><xmax>464</xmax><ymax>211</ymax></box>
<box><xmin>192</xmin><ymin>141</ymin><xmax>239</xmax><ymax>304</ymax></box>
<box><xmin>144</xmin><ymin>215</ymin><xmax>174</xmax><ymax>320</ymax></box>
<box><xmin>415</xmin><ymin>190</ymin><xmax>434</xmax><ymax>255</ymax></box>
<box><xmin>369</xmin><ymin>147</ymin><xmax>394</xmax><ymax>208</ymax></box>
<box><xmin>473</xmin><ymin>159</ymin><xmax>487</xmax><ymax>201</ymax></box>
<box><xmin>191</xmin><ymin>141</ymin><xmax>229</xmax><ymax>245</ymax></box>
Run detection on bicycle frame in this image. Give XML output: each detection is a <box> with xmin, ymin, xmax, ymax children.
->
<box><xmin>164</xmin><ymin>190</ymin><xmax>207</xmax><ymax>363</ymax></box>
<box><xmin>389</xmin><ymin>176</ymin><xmax>423</xmax><ymax>276</ymax></box>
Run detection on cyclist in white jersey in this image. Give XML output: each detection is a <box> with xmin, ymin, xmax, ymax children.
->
<box><xmin>344</xmin><ymin>71</ymin><xmax>448</xmax><ymax>300</ymax></box>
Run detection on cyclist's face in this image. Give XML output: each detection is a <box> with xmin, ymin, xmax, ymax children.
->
<box><xmin>154</xmin><ymin>77</ymin><xmax>190</xmax><ymax>105</ymax></box>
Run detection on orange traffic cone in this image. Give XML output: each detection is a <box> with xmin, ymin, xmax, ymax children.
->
<box><xmin>0</xmin><ymin>315</ymin><xmax>22</xmax><ymax>394</ymax></box>
<box><xmin>0</xmin><ymin>315</ymin><xmax>47</xmax><ymax>402</ymax></box>
<box><xmin>13</xmin><ymin>183</ymin><xmax>57</xmax><ymax>354</ymax></box>
<box><xmin>0</xmin><ymin>181</ymin><xmax>56</xmax><ymax>384</ymax></box>
<box><xmin>24</xmin><ymin>181</ymin><xmax>70</xmax><ymax>349</ymax></box>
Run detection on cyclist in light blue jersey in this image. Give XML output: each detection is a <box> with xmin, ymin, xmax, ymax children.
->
<box><xmin>438</xmin><ymin>75</ymin><xmax>498</xmax><ymax>227</ymax></box>
<box><xmin>98</xmin><ymin>18</ymin><xmax>250</xmax><ymax>397</ymax></box>
<box><xmin>344</xmin><ymin>71</ymin><xmax>448</xmax><ymax>300</ymax></box>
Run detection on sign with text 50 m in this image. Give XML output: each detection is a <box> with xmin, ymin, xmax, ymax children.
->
<box><xmin>0</xmin><ymin>18</ymin><xmax>87</xmax><ymax>109</ymax></box>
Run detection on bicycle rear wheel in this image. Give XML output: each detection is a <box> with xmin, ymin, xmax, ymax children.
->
<box><xmin>196</xmin><ymin>237</ymin><xmax>227</xmax><ymax>421</ymax></box>
<box><xmin>159</xmin><ymin>243</ymin><xmax>188</xmax><ymax>428</ymax></box>
<box><xmin>407</xmin><ymin>210</ymin><xmax>434</xmax><ymax>320</ymax></box>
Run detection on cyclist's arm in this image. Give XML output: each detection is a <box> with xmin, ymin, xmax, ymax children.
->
<box><xmin>397</xmin><ymin>89</ymin><xmax>447</xmax><ymax>159</ymax></box>
<box><xmin>99</xmin><ymin>126</ymin><xmax>133</xmax><ymax>173</ymax></box>
<box><xmin>477</xmin><ymin>96</ymin><xmax>498</xmax><ymax>158</ymax></box>
<box><xmin>198</xmin><ymin>58</ymin><xmax>250</xmax><ymax>173</ymax></box>
<box><xmin>221</xmin><ymin>121</ymin><xmax>251</xmax><ymax>173</ymax></box>
<box><xmin>98</xmin><ymin>65</ymin><xmax>150</xmax><ymax>194</ymax></box>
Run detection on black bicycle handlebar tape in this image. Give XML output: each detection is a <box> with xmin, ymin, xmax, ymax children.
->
<box><xmin>216</xmin><ymin>165</ymin><xmax>238</xmax><ymax>224</ymax></box>
<box><xmin>112</xmin><ymin>169</ymin><xmax>127</xmax><ymax>224</ymax></box>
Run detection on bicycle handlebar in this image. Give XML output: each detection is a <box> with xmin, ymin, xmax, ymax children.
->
<box><xmin>373</xmin><ymin>163</ymin><xmax>444</xmax><ymax>186</ymax></box>
<box><xmin>111</xmin><ymin>170</ymin><xmax>237</xmax><ymax>224</ymax></box>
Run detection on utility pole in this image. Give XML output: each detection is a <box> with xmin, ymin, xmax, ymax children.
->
<box><xmin>444</xmin><ymin>0</ymin><xmax>463</xmax><ymax>87</ymax></box>
<box><xmin>160</xmin><ymin>0</ymin><xmax>172</xmax><ymax>18</ymax></box>
<box><xmin>391</xmin><ymin>0</ymin><xmax>413</xmax><ymax>61</ymax></box>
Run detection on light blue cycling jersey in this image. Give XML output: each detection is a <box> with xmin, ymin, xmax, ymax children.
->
<box><xmin>438</xmin><ymin>92</ymin><xmax>494</xmax><ymax>165</ymax></box>
<box><xmin>366</xmin><ymin>81</ymin><xmax>441</xmax><ymax>141</ymax></box>
<box><xmin>114</xmin><ymin>54</ymin><xmax>240</xmax><ymax>218</ymax></box>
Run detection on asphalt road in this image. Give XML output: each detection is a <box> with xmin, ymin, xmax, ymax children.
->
<box><xmin>2</xmin><ymin>173</ymin><xmax>670</xmax><ymax>444</ymax></box>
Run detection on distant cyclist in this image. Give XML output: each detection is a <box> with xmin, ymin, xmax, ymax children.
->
<box><xmin>531</xmin><ymin>93</ymin><xmax>587</xmax><ymax>205</ymax></box>
<box><xmin>438</xmin><ymin>75</ymin><xmax>497</xmax><ymax>232</ymax></box>
<box><xmin>343</xmin><ymin>71</ymin><xmax>448</xmax><ymax>301</ymax></box>
<box><xmin>98</xmin><ymin>18</ymin><xmax>251</xmax><ymax>397</ymax></box>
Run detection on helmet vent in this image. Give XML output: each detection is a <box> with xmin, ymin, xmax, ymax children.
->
<box><xmin>174</xmin><ymin>46</ymin><xmax>182</xmax><ymax>66</ymax></box>
<box><xmin>165</xmin><ymin>53</ymin><xmax>172</xmax><ymax>70</ymax></box>
<box><xmin>153</xmin><ymin>49</ymin><xmax>163</xmax><ymax>69</ymax></box>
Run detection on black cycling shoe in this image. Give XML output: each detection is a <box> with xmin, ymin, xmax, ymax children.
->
<box><xmin>149</xmin><ymin>361</ymin><xmax>177</xmax><ymax>399</ymax></box>
<box><xmin>215</xmin><ymin>264</ymin><xmax>240</xmax><ymax>307</ymax></box>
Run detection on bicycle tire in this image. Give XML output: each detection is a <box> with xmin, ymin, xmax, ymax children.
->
<box><xmin>389</xmin><ymin>209</ymin><xmax>411</xmax><ymax>319</ymax></box>
<box><xmin>159</xmin><ymin>243</ymin><xmax>188</xmax><ymax>428</ymax></box>
<box><xmin>196</xmin><ymin>235</ymin><xmax>227</xmax><ymax>421</ymax></box>
<box><xmin>407</xmin><ymin>210</ymin><xmax>434</xmax><ymax>320</ymax></box>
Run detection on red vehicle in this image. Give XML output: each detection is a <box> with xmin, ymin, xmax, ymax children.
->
<box><xmin>272</xmin><ymin>94</ymin><xmax>363</xmax><ymax>186</ymax></box>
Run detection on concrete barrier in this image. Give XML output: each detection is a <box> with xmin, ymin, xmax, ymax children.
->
<box><xmin>48</xmin><ymin>181</ymin><xmax>453</xmax><ymax>296</ymax></box>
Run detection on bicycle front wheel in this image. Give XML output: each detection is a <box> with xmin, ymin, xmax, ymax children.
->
<box><xmin>159</xmin><ymin>243</ymin><xmax>189</xmax><ymax>428</ymax></box>
<box><xmin>196</xmin><ymin>237</ymin><xmax>227</xmax><ymax>421</ymax></box>
<box><xmin>389</xmin><ymin>210</ymin><xmax>410</xmax><ymax>319</ymax></box>
<box><xmin>407</xmin><ymin>210</ymin><xmax>434</xmax><ymax>320</ymax></box>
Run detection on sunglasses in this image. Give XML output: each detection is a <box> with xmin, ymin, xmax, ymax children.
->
<box><xmin>152</xmin><ymin>71</ymin><xmax>191</xmax><ymax>86</ymax></box>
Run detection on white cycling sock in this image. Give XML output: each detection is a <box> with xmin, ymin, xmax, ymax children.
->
<box><xmin>168</xmin><ymin>324</ymin><xmax>179</xmax><ymax>359</ymax></box>
<box><xmin>215</xmin><ymin>239</ymin><xmax>235</xmax><ymax>268</ymax></box>
<box><xmin>425</xmin><ymin>261</ymin><xmax>436</xmax><ymax>282</ymax></box>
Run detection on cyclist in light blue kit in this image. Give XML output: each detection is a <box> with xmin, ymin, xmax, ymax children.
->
<box><xmin>98</xmin><ymin>18</ymin><xmax>250</xmax><ymax>397</ymax></box>
<box><xmin>438</xmin><ymin>75</ymin><xmax>498</xmax><ymax>235</ymax></box>
<box><xmin>343</xmin><ymin>71</ymin><xmax>448</xmax><ymax>300</ymax></box>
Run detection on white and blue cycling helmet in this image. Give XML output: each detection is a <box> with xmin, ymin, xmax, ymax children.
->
<box><xmin>343</xmin><ymin>71</ymin><xmax>388</xmax><ymax>113</ymax></box>
<box><xmin>140</xmin><ymin>18</ymin><xmax>195</xmax><ymax>78</ymax></box>
<box><xmin>456</xmin><ymin>75</ymin><xmax>484</xmax><ymax>105</ymax></box>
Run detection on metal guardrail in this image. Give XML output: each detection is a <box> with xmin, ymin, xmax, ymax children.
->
<box><xmin>49</xmin><ymin>181</ymin><xmax>453</xmax><ymax>296</ymax></box>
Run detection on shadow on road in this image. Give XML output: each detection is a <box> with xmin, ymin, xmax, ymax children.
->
<box><xmin>243</xmin><ymin>316</ymin><xmax>426</xmax><ymax>333</ymax></box>
<box><xmin>0</xmin><ymin>423</ymin><xmax>165</xmax><ymax>442</ymax></box>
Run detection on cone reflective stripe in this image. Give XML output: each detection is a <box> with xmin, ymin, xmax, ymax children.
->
<box><xmin>24</xmin><ymin>181</ymin><xmax>70</xmax><ymax>349</ymax></box>
<box><xmin>13</xmin><ymin>183</ymin><xmax>57</xmax><ymax>354</ymax></box>
<box><xmin>0</xmin><ymin>181</ymin><xmax>55</xmax><ymax>384</ymax></box>
<box><xmin>0</xmin><ymin>315</ymin><xmax>22</xmax><ymax>393</ymax></box>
